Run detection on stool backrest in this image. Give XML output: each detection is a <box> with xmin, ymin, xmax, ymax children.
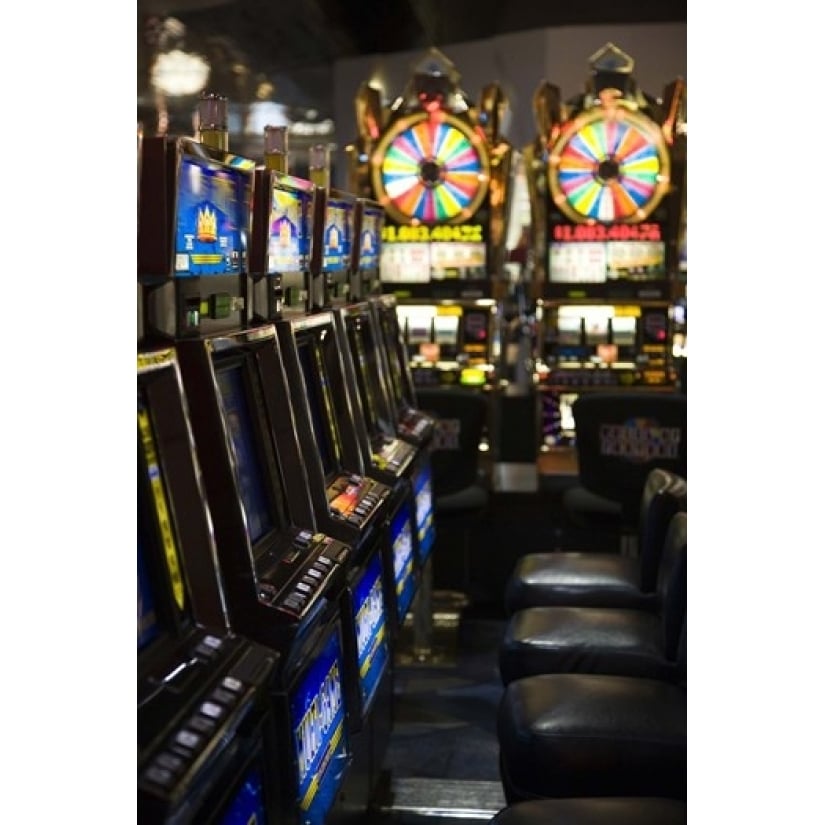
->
<box><xmin>638</xmin><ymin>469</ymin><xmax>688</xmax><ymax>591</ymax></box>
<box><xmin>656</xmin><ymin>511</ymin><xmax>688</xmax><ymax>661</ymax></box>
<box><xmin>417</xmin><ymin>387</ymin><xmax>489</xmax><ymax>497</ymax></box>
<box><xmin>572</xmin><ymin>392</ymin><xmax>687</xmax><ymax>521</ymax></box>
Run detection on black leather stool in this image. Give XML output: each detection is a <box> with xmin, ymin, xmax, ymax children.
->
<box><xmin>497</xmin><ymin>621</ymin><xmax>686</xmax><ymax>804</ymax></box>
<box><xmin>499</xmin><ymin>512</ymin><xmax>686</xmax><ymax>686</ymax></box>
<box><xmin>489</xmin><ymin>797</ymin><xmax>687</xmax><ymax>825</ymax></box>
<box><xmin>504</xmin><ymin>469</ymin><xmax>686</xmax><ymax>615</ymax></box>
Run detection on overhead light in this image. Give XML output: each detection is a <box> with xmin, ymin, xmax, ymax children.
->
<box><xmin>151</xmin><ymin>48</ymin><xmax>210</xmax><ymax>97</ymax></box>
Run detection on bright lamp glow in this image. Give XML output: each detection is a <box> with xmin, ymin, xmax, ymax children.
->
<box><xmin>151</xmin><ymin>49</ymin><xmax>210</xmax><ymax>97</ymax></box>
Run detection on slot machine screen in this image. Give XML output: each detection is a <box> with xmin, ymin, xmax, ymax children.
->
<box><xmin>217</xmin><ymin>765</ymin><xmax>268</xmax><ymax>825</ymax></box>
<box><xmin>412</xmin><ymin>462</ymin><xmax>435</xmax><ymax>563</ymax></box>
<box><xmin>267</xmin><ymin>177</ymin><xmax>312</xmax><ymax>274</ymax></box>
<box><xmin>375</xmin><ymin>302</ymin><xmax>414</xmax><ymax>410</ymax></box>
<box><xmin>290</xmin><ymin>623</ymin><xmax>350</xmax><ymax>825</ymax></box>
<box><xmin>296</xmin><ymin>335</ymin><xmax>344</xmax><ymax>480</ymax></box>
<box><xmin>174</xmin><ymin>153</ymin><xmax>250</xmax><ymax>277</ymax></box>
<box><xmin>389</xmin><ymin>499</ymin><xmax>417</xmax><ymax>623</ymax></box>
<box><xmin>137</xmin><ymin>387</ymin><xmax>190</xmax><ymax>655</ymax></box>
<box><xmin>354</xmin><ymin>202</ymin><xmax>382</xmax><ymax>272</ymax></box>
<box><xmin>137</xmin><ymin>538</ymin><xmax>160</xmax><ymax>652</ymax></box>
<box><xmin>350</xmin><ymin>550</ymin><xmax>391</xmax><ymax>715</ymax></box>
<box><xmin>214</xmin><ymin>359</ymin><xmax>285</xmax><ymax>550</ymax></box>
<box><xmin>322</xmin><ymin>195</ymin><xmax>353</xmax><ymax>273</ymax></box>
<box><xmin>343</xmin><ymin>311</ymin><xmax>395</xmax><ymax>441</ymax></box>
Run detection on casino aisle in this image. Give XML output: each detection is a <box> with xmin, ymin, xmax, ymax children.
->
<box><xmin>365</xmin><ymin>610</ymin><xmax>509</xmax><ymax>824</ymax></box>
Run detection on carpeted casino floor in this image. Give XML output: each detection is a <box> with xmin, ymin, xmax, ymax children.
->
<box><xmin>367</xmin><ymin>607</ymin><xmax>509</xmax><ymax>824</ymax></box>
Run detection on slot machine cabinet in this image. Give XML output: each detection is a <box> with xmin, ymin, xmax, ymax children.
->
<box><xmin>137</xmin><ymin>349</ymin><xmax>283</xmax><ymax>825</ymax></box>
<box><xmin>333</xmin><ymin>301</ymin><xmax>437</xmax><ymax>570</ymax></box>
<box><xmin>272</xmin><ymin>310</ymin><xmax>403</xmax><ymax>808</ymax></box>
<box><xmin>138</xmin><ymin>135</ymin><xmax>256</xmax><ymax>343</ymax></box>
<box><xmin>527</xmin><ymin>43</ymin><xmax>687</xmax><ymax>444</ymax></box>
<box><xmin>174</xmin><ymin>326</ymin><xmax>352</xmax><ymax>655</ymax></box>
<box><xmin>275</xmin><ymin>312</ymin><xmax>421</xmax><ymax>632</ymax></box>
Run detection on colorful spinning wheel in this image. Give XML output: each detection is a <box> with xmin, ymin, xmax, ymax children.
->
<box><xmin>548</xmin><ymin>104</ymin><xmax>671</xmax><ymax>224</ymax></box>
<box><xmin>370</xmin><ymin>110</ymin><xmax>490</xmax><ymax>225</ymax></box>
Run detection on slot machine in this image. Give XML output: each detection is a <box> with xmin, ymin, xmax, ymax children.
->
<box><xmin>347</xmin><ymin>48</ymin><xmax>515</xmax><ymax>391</ymax></box>
<box><xmin>175</xmin><ymin>325</ymin><xmax>394</xmax><ymax>825</ymax></box>
<box><xmin>275</xmin><ymin>310</ymin><xmax>404</xmax><ymax>804</ymax></box>
<box><xmin>137</xmin><ymin>349</ymin><xmax>282</xmax><ymax>825</ymax></box>
<box><xmin>276</xmin><ymin>311</ymin><xmax>418</xmax><ymax>635</ymax></box>
<box><xmin>244</xmin><ymin>136</ymin><xmax>396</xmax><ymax>814</ymax></box>
<box><xmin>138</xmin><ymin>102</ymin><xmax>381</xmax><ymax>823</ymax></box>
<box><xmin>526</xmin><ymin>44</ymin><xmax>687</xmax><ymax>445</ymax></box>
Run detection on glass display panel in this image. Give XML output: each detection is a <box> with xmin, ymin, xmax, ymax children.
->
<box><xmin>268</xmin><ymin>180</ymin><xmax>311</xmax><ymax>274</ymax></box>
<box><xmin>290</xmin><ymin>625</ymin><xmax>349</xmax><ymax>825</ymax></box>
<box><xmin>214</xmin><ymin>364</ymin><xmax>275</xmax><ymax>544</ymax></box>
<box><xmin>175</xmin><ymin>155</ymin><xmax>248</xmax><ymax>277</ymax></box>
<box><xmin>389</xmin><ymin>500</ymin><xmax>417</xmax><ymax>622</ymax></box>
<box><xmin>137</xmin><ymin>537</ymin><xmax>160</xmax><ymax>652</ymax></box>
<box><xmin>322</xmin><ymin>197</ymin><xmax>353</xmax><ymax>272</ymax></box>
<box><xmin>413</xmin><ymin>462</ymin><xmax>435</xmax><ymax>563</ymax></box>
<box><xmin>350</xmin><ymin>551</ymin><xmax>390</xmax><ymax>715</ymax></box>
<box><xmin>297</xmin><ymin>337</ymin><xmax>341</xmax><ymax>478</ymax></box>
<box><xmin>217</xmin><ymin>766</ymin><xmax>268</xmax><ymax>825</ymax></box>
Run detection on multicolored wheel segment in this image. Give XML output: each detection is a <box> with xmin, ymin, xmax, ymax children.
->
<box><xmin>548</xmin><ymin>105</ymin><xmax>670</xmax><ymax>224</ymax></box>
<box><xmin>370</xmin><ymin>111</ymin><xmax>490</xmax><ymax>225</ymax></box>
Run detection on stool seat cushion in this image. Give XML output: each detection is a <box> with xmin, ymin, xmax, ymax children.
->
<box><xmin>499</xmin><ymin>606</ymin><xmax>676</xmax><ymax>685</ymax></box>
<box><xmin>497</xmin><ymin>673</ymin><xmax>686</xmax><ymax>802</ymax></box>
<box><xmin>504</xmin><ymin>553</ymin><xmax>658</xmax><ymax>613</ymax></box>
<box><xmin>490</xmin><ymin>797</ymin><xmax>687</xmax><ymax>825</ymax></box>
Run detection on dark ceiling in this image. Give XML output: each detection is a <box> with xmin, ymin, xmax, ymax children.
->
<box><xmin>137</xmin><ymin>0</ymin><xmax>687</xmax><ymax>122</ymax></box>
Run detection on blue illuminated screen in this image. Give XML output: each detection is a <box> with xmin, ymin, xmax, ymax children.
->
<box><xmin>389</xmin><ymin>500</ymin><xmax>417</xmax><ymax>622</ymax></box>
<box><xmin>351</xmin><ymin>551</ymin><xmax>390</xmax><ymax>714</ymax></box>
<box><xmin>268</xmin><ymin>183</ymin><xmax>310</xmax><ymax>274</ymax></box>
<box><xmin>137</xmin><ymin>538</ymin><xmax>159</xmax><ymax>652</ymax></box>
<box><xmin>358</xmin><ymin>207</ymin><xmax>381</xmax><ymax>270</ymax></box>
<box><xmin>215</xmin><ymin>365</ymin><xmax>275</xmax><ymax>543</ymax></box>
<box><xmin>290</xmin><ymin>625</ymin><xmax>349</xmax><ymax>825</ymax></box>
<box><xmin>322</xmin><ymin>198</ymin><xmax>352</xmax><ymax>272</ymax></box>
<box><xmin>218</xmin><ymin>766</ymin><xmax>267</xmax><ymax>824</ymax></box>
<box><xmin>175</xmin><ymin>155</ymin><xmax>248</xmax><ymax>277</ymax></box>
<box><xmin>414</xmin><ymin>461</ymin><xmax>435</xmax><ymax>563</ymax></box>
